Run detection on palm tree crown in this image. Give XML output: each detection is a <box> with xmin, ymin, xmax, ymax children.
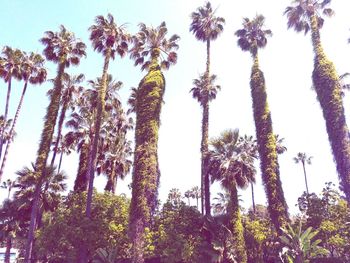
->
<box><xmin>284</xmin><ymin>0</ymin><xmax>334</xmax><ymax>34</ymax></box>
<box><xmin>235</xmin><ymin>14</ymin><xmax>272</xmax><ymax>56</ymax></box>
<box><xmin>190</xmin><ymin>73</ymin><xmax>220</xmax><ymax>106</ymax></box>
<box><xmin>40</xmin><ymin>25</ymin><xmax>86</xmax><ymax>65</ymax></box>
<box><xmin>0</xmin><ymin>46</ymin><xmax>22</xmax><ymax>82</ymax></box>
<box><xmin>209</xmin><ymin>129</ymin><xmax>256</xmax><ymax>190</ymax></box>
<box><xmin>129</xmin><ymin>21</ymin><xmax>180</xmax><ymax>70</ymax></box>
<box><xmin>89</xmin><ymin>13</ymin><xmax>130</xmax><ymax>59</ymax></box>
<box><xmin>21</xmin><ymin>52</ymin><xmax>47</xmax><ymax>84</ymax></box>
<box><xmin>189</xmin><ymin>1</ymin><xmax>225</xmax><ymax>42</ymax></box>
<box><xmin>294</xmin><ymin>152</ymin><xmax>313</xmax><ymax>165</ymax></box>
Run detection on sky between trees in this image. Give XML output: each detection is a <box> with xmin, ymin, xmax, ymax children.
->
<box><xmin>0</xmin><ymin>0</ymin><xmax>350</xmax><ymax>214</ymax></box>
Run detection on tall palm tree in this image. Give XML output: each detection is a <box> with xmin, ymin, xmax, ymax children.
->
<box><xmin>129</xmin><ymin>21</ymin><xmax>179</xmax><ymax>263</ymax></box>
<box><xmin>209</xmin><ymin>129</ymin><xmax>256</xmax><ymax>263</ymax></box>
<box><xmin>235</xmin><ymin>15</ymin><xmax>289</xmax><ymax>232</ymax></box>
<box><xmin>293</xmin><ymin>152</ymin><xmax>313</xmax><ymax>195</ymax></box>
<box><xmin>0</xmin><ymin>47</ymin><xmax>23</xmax><ymax>161</ymax></box>
<box><xmin>0</xmin><ymin>179</ymin><xmax>17</xmax><ymax>199</ymax></box>
<box><xmin>85</xmin><ymin>14</ymin><xmax>130</xmax><ymax>224</ymax></box>
<box><xmin>0</xmin><ymin>52</ymin><xmax>47</xmax><ymax>180</ymax></box>
<box><xmin>190</xmin><ymin>73</ymin><xmax>220</xmax><ymax>215</ymax></box>
<box><xmin>285</xmin><ymin>0</ymin><xmax>350</xmax><ymax>204</ymax></box>
<box><xmin>190</xmin><ymin>1</ymin><xmax>225</xmax><ymax>216</ymax></box>
<box><xmin>212</xmin><ymin>191</ymin><xmax>230</xmax><ymax>215</ymax></box>
<box><xmin>49</xmin><ymin>73</ymin><xmax>84</xmax><ymax>167</ymax></box>
<box><xmin>24</xmin><ymin>25</ymin><xmax>86</xmax><ymax>263</ymax></box>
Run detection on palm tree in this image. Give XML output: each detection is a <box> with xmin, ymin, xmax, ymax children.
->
<box><xmin>0</xmin><ymin>47</ymin><xmax>23</xmax><ymax>161</ymax></box>
<box><xmin>184</xmin><ymin>190</ymin><xmax>193</xmax><ymax>206</ymax></box>
<box><xmin>190</xmin><ymin>73</ymin><xmax>221</xmax><ymax>216</ymax></box>
<box><xmin>191</xmin><ymin>186</ymin><xmax>201</xmax><ymax>209</ymax></box>
<box><xmin>0</xmin><ymin>52</ymin><xmax>47</xmax><ymax>181</ymax></box>
<box><xmin>212</xmin><ymin>191</ymin><xmax>230</xmax><ymax>215</ymax></box>
<box><xmin>238</xmin><ymin>135</ymin><xmax>258</xmax><ymax>215</ymax></box>
<box><xmin>167</xmin><ymin>188</ymin><xmax>182</xmax><ymax>206</ymax></box>
<box><xmin>285</xmin><ymin>0</ymin><xmax>350</xmax><ymax>204</ymax></box>
<box><xmin>235</xmin><ymin>15</ymin><xmax>289</xmax><ymax>232</ymax></box>
<box><xmin>0</xmin><ymin>179</ymin><xmax>17</xmax><ymax>199</ymax></box>
<box><xmin>85</xmin><ymin>14</ymin><xmax>130</xmax><ymax>225</ymax></box>
<box><xmin>24</xmin><ymin>25</ymin><xmax>86</xmax><ymax>263</ymax></box>
<box><xmin>294</xmin><ymin>152</ymin><xmax>313</xmax><ymax>195</ymax></box>
<box><xmin>49</xmin><ymin>73</ymin><xmax>84</xmax><ymax>167</ymax></box>
<box><xmin>209</xmin><ymin>129</ymin><xmax>256</xmax><ymax>263</ymax></box>
<box><xmin>129</xmin><ymin>21</ymin><xmax>179</xmax><ymax>263</ymax></box>
<box><xmin>190</xmin><ymin>1</ymin><xmax>225</xmax><ymax>216</ymax></box>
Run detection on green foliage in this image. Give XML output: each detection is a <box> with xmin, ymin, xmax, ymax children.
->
<box><xmin>153</xmin><ymin>202</ymin><xmax>206</xmax><ymax>263</ymax></box>
<box><xmin>35</xmin><ymin>192</ymin><xmax>131</xmax><ymax>262</ymax></box>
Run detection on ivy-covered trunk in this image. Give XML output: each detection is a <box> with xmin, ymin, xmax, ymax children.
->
<box><xmin>310</xmin><ymin>14</ymin><xmax>350</xmax><ymax>204</ymax></box>
<box><xmin>24</xmin><ymin>61</ymin><xmax>65</xmax><ymax>263</ymax></box>
<box><xmin>0</xmin><ymin>81</ymin><xmax>28</xmax><ymax>180</ymax></box>
<box><xmin>130</xmin><ymin>50</ymin><xmax>165</xmax><ymax>263</ymax></box>
<box><xmin>250</xmin><ymin>54</ymin><xmax>289</xmax><ymax>232</ymax></box>
<box><xmin>227</xmin><ymin>183</ymin><xmax>247</xmax><ymax>263</ymax></box>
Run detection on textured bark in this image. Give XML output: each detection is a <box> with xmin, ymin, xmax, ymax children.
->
<box><xmin>0</xmin><ymin>81</ymin><xmax>28</xmax><ymax>180</ymax></box>
<box><xmin>309</xmin><ymin>14</ymin><xmax>350</xmax><ymax>204</ymax></box>
<box><xmin>227</xmin><ymin>184</ymin><xmax>247</xmax><ymax>263</ymax></box>
<box><xmin>24</xmin><ymin>62</ymin><xmax>65</xmax><ymax>263</ymax></box>
<box><xmin>74</xmin><ymin>143</ymin><xmax>89</xmax><ymax>192</ymax></box>
<box><xmin>202</xmin><ymin>39</ymin><xmax>211</xmax><ymax>216</ymax></box>
<box><xmin>251</xmin><ymin>183</ymin><xmax>256</xmax><ymax>215</ymax></box>
<box><xmin>130</xmin><ymin>51</ymin><xmax>165</xmax><ymax>263</ymax></box>
<box><xmin>0</xmin><ymin>78</ymin><xmax>12</xmax><ymax>161</ymax></box>
<box><xmin>250</xmin><ymin>54</ymin><xmax>289</xmax><ymax>232</ymax></box>
<box><xmin>104</xmin><ymin>161</ymin><xmax>116</xmax><ymax>194</ymax></box>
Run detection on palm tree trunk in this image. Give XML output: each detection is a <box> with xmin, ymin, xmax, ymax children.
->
<box><xmin>202</xmin><ymin>39</ymin><xmax>211</xmax><ymax>216</ymax></box>
<box><xmin>85</xmin><ymin>49</ymin><xmax>110</xmax><ymax>218</ymax></box>
<box><xmin>24</xmin><ymin>61</ymin><xmax>65</xmax><ymax>263</ymax></box>
<box><xmin>0</xmin><ymin>78</ymin><xmax>12</xmax><ymax>161</ymax></box>
<box><xmin>309</xmin><ymin>14</ymin><xmax>350</xmax><ymax>204</ymax></box>
<box><xmin>0</xmin><ymin>81</ymin><xmax>28</xmax><ymax>181</ymax></box>
<box><xmin>105</xmin><ymin>161</ymin><xmax>116</xmax><ymax>194</ymax></box>
<box><xmin>50</xmin><ymin>100</ymin><xmax>69</xmax><ymax>167</ymax></box>
<box><xmin>251</xmin><ymin>182</ymin><xmax>256</xmax><ymax>215</ymax></box>
<box><xmin>74</xmin><ymin>142</ymin><xmax>89</xmax><ymax>192</ymax></box>
<box><xmin>58</xmin><ymin>150</ymin><xmax>63</xmax><ymax>173</ymax></box>
<box><xmin>130</xmin><ymin>50</ymin><xmax>165</xmax><ymax>263</ymax></box>
<box><xmin>301</xmin><ymin>161</ymin><xmax>310</xmax><ymax>196</ymax></box>
<box><xmin>250</xmin><ymin>53</ymin><xmax>289</xmax><ymax>232</ymax></box>
<box><xmin>227</xmin><ymin>184</ymin><xmax>247</xmax><ymax>263</ymax></box>
<box><xmin>4</xmin><ymin>235</ymin><xmax>12</xmax><ymax>263</ymax></box>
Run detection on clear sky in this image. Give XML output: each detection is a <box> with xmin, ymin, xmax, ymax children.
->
<box><xmin>1</xmin><ymin>0</ymin><xmax>350</xmax><ymax>214</ymax></box>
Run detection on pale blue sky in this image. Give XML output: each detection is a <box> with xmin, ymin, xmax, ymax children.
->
<box><xmin>1</xmin><ymin>0</ymin><xmax>350</xmax><ymax>214</ymax></box>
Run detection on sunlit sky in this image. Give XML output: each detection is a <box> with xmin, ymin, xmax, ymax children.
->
<box><xmin>1</xmin><ymin>0</ymin><xmax>350</xmax><ymax>214</ymax></box>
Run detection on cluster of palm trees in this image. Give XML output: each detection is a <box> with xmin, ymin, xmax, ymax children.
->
<box><xmin>0</xmin><ymin>0</ymin><xmax>350</xmax><ymax>262</ymax></box>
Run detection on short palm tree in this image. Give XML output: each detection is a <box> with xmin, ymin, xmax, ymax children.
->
<box><xmin>191</xmin><ymin>186</ymin><xmax>201</xmax><ymax>209</ymax></box>
<box><xmin>184</xmin><ymin>190</ymin><xmax>194</xmax><ymax>206</ymax></box>
<box><xmin>129</xmin><ymin>21</ymin><xmax>179</xmax><ymax>263</ymax></box>
<box><xmin>167</xmin><ymin>188</ymin><xmax>182</xmax><ymax>206</ymax></box>
<box><xmin>285</xmin><ymin>0</ymin><xmax>350</xmax><ymax>204</ymax></box>
<box><xmin>294</xmin><ymin>152</ymin><xmax>313</xmax><ymax>195</ymax></box>
<box><xmin>0</xmin><ymin>179</ymin><xmax>18</xmax><ymax>199</ymax></box>
<box><xmin>0</xmin><ymin>47</ymin><xmax>23</xmax><ymax>161</ymax></box>
<box><xmin>0</xmin><ymin>52</ymin><xmax>47</xmax><ymax>181</ymax></box>
<box><xmin>209</xmin><ymin>129</ymin><xmax>256</xmax><ymax>263</ymax></box>
<box><xmin>85</xmin><ymin>14</ymin><xmax>130</xmax><ymax>223</ymax></box>
<box><xmin>24</xmin><ymin>25</ymin><xmax>86</xmax><ymax>263</ymax></box>
<box><xmin>235</xmin><ymin>15</ymin><xmax>289</xmax><ymax>232</ymax></box>
<box><xmin>212</xmin><ymin>191</ymin><xmax>230</xmax><ymax>215</ymax></box>
<box><xmin>190</xmin><ymin>1</ymin><xmax>225</xmax><ymax>216</ymax></box>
